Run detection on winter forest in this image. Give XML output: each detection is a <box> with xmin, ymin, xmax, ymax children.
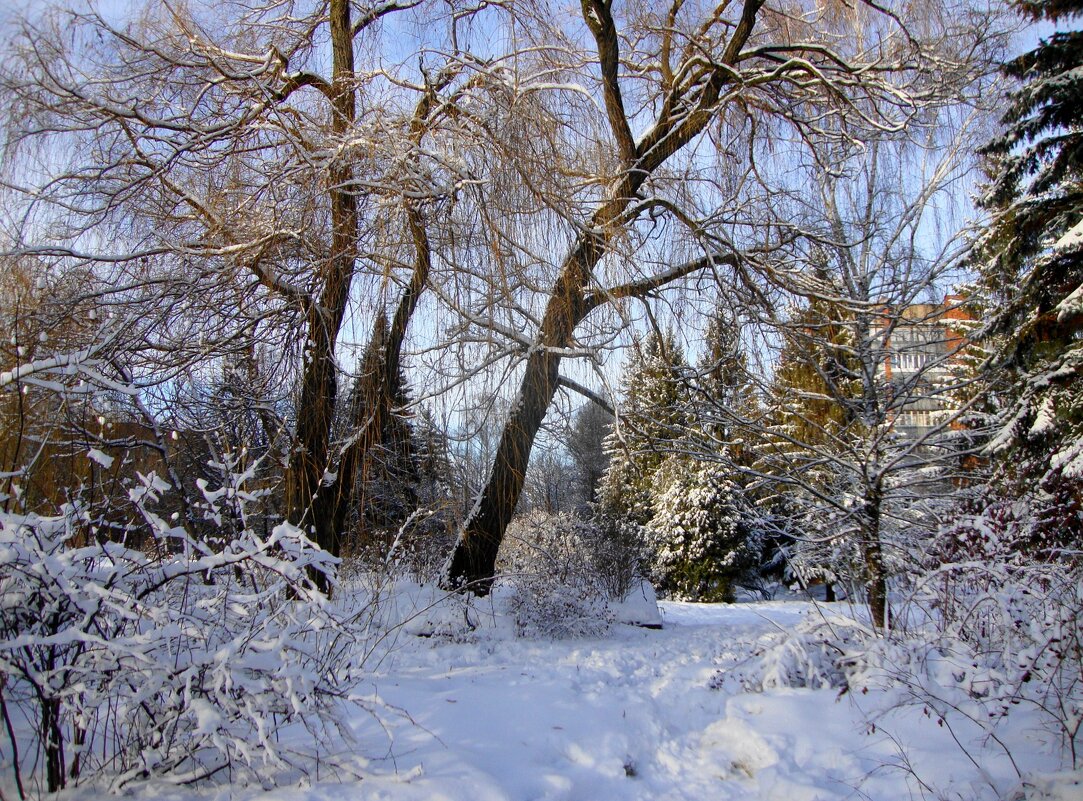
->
<box><xmin>0</xmin><ymin>0</ymin><xmax>1080</xmax><ymax>798</ymax></box>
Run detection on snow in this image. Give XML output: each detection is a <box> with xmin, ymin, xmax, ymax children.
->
<box><xmin>87</xmin><ymin>447</ymin><xmax>114</xmax><ymax>468</ymax></box>
<box><xmin>42</xmin><ymin>590</ymin><xmax>1075</xmax><ymax>801</ymax></box>
<box><xmin>1055</xmin><ymin>282</ymin><xmax>1083</xmax><ymax>323</ymax></box>
<box><xmin>610</xmin><ymin>579</ymin><xmax>662</xmax><ymax>628</ymax></box>
<box><xmin>1053</xmin><ymin>217</ymin><xmax>1083</xmax><ymax>252</ymax></box>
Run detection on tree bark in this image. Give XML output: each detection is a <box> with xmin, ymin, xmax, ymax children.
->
<box><xmin>283</xmin><ymin>0</ymin><xmax>357</xmax><ymax>568</ymax></box>
<box><xmin>862</xmin><ymin>482</ymin><xmax>891</xmax><ymax>629</ymax></box>
<box><xmin>42</xmin><ymin>689</ymin><xmax>64</xmax><ymax>792</ymax></box>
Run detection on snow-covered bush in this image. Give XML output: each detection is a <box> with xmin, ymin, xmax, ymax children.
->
<box><xmin>499</xmin><ymin>513</ymin><xmax>615</xmax><ymax>639</ymax></box>
<box><xmin>504</xmin><ymin>580</ymin><xmax>614</xmax><ymax>640</ymax></box>
<box><xmin>714</xmin><ymin>613</ymin><xmax>877</xmax><ymax>693</ymax></box>
<box><xmin>913</xmin><ymin>510</ymin><xmax>1083</xmax><ymax>769</ymax></box>
<box><xmin>647</xmin><ymin>458</ymin><xmax>759</xmax><ymax>602</ymax></box>
<box><xmin>580</xmin><ymin>512</ymin><xmax>647</xmax><ymax>601</ymax></box>
<box><xmin>726</xmin><ymin>502</ymin><xmax>1083</xmax><ymax>786</ymax></box>
<box><xmin>0</xmin><ymin>471</ymin><xmax>357</xmax><ymax>796</ymax></box>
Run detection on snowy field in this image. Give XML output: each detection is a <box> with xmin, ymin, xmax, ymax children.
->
<box><xmin>52</xmin><ymin>589</ymin><xmax>1077</xmax><ymax>801</ymax></box>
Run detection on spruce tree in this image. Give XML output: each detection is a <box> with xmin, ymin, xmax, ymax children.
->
<box><xmin>695</xmin><ymin>307</ymin><xmax>758</xmax><ymax>468</ymax></box>
<box><xmin>647</xmin><ymin>456</ymin><xmax>757</xmax><ymax>601</ymax></box>
<box><xmin>340</xmin><ymin>312</ymin><xmax>421</xmax><ymax>553</ymax></box>
<box><xmin>596</xmin><ymin>327</ymin><xmax>757</xmax><ymax>600</ymax></box>
<box><xmin>975</xmin><ymin>0</ymin><xmax>1083</xmax><ymax>548</ymax></box>
<box><xmin>596</xmin><ymin>330</ymin><xmax>691</xmax><ymax>525</ymax></box>
<box><xmin>567</xmin><ymin>402</ymin><xmax>614</xmax><ymax>509</ymax></box>
<box><xmin>763</xmin><ymin>300</ymin><xmax>858</xmax><ymax>484</ymax></box>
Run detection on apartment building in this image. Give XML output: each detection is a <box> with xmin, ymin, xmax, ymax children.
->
<box><xmin>880</xmin><ymin>295</ymin><xmax>975</xmax><ymax>441</ymax></box>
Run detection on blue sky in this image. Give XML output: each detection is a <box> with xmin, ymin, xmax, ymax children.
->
<box><xmin>1</xmin><ymin>0</ymin><xmax>133</xmax><ymax>29</ymax></box>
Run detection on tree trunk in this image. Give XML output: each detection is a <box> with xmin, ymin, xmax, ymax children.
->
<box><xmin>283</xmin><ymin>0</ymin><xmax>357</xmax><ymax>573</ymax></box>
<box><xmin>295</xmin><ymin>68</ymin><xmax>448</xmax><ymax>569</ymax></box>
<box><xmin>42</xmin><ymin>692</ymin><xmax>64</xmax><ymax>793</ymax></box>
<box><xmin>443</xmin><ymin>239</ymin><xmax>599</xmax><ymax>591</ymax></box>
<box><xmin>862</xmin><ymin>482</ymin><xmax>891</xmax><ymax>629</ymax></box>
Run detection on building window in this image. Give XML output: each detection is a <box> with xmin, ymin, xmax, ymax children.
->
<box><xmin>898</xmin><ymin>409</ymin><xmax>934</xmax><ymax>430</ymax></box>
<box><xmin>891</xmin><ymin>325</ymin><xmax>944</xmax><ymax>373</ymax></box>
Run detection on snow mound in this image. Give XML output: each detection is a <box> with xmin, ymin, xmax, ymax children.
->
<box><xmin>610</xmin><ymin>578</ymin><xmax>663</xmax><ymax>628</ymax></box>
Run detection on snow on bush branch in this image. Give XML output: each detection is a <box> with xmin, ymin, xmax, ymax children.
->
<box><xmin>722</xmin><ymin>516</ymin><xmax>1083</xmax><ymax>787</ymax></box>
<box><xmin>0</xmin><ymin>470</ymin><xmax>358</xmax><ymax>796</ymax></box>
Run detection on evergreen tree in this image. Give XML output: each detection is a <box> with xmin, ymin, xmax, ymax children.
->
<box><xmin>597</xmin><ymin>330</ymin><xmax>691</xmax><ymax>525</ymax></box>
<box><xmin>756</xmin><ymin>297</ymin><xmax>863</xmax><ymax>600</ymax></box>
<box><xmin>396</xmin><ymin>403</ymin><xmax>456</xmax><ymax>578</ymax></box>
<box><xmin>695</xmin><ymin>307</ymin><xmax>759</xmax><ymax>468</ymax></box>
<box><xmin>647</xmin><ymin>456</ymin><xmax>757</xmax><ymax>602</ymax></box>
<box><xmin>764</xmin><ymin>298</ymin><xmax>859</xmax><ymax>487</ymax></box>
<box><xmin>974</xmin><ymin>0</ymin><xmax>1083</xmax><ymax>549</ymax></box>
<box><xmin>413</xmin><ymin>405</ymin><xmax>453</xmax><ymax>509</ymax></box>
<box><xmin>566</xmin><ymin>402</ymin><xmax>614</xmax><ymax>510</ymax></box>
<box><xmin>341</xmin><ymin>312</ymin><xmax>421</xmax><ymax>553</ymax></box>
<box><xmin>596</xmin><ymin>327</ymin><xmax>758</xmax><ymax>600</ymax></box>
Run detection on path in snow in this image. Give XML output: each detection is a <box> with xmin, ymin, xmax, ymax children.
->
<box><xmin>345</xmin><ymin>600</ymin><xmax>917</xmax><ymax>801</ymax></box>
<box><xmin>113</xmin><ymin>598</ymin><xmax>1067</xmax><ymax>801</ymax></box>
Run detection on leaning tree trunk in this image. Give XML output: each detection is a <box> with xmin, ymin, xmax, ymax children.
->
<box><xmin>442</xmin><ymin>0</ymin><xmax>764</xmax><ymax>592</ymax></box>
<box><xmin>443</xmin><ymin>238</ymin><xmax>601</xmax><ymax>590</ymax></box>
<box><xmin>440</xmin><ymin>239</ymin><xmax>730</xmax><ymax>592</ymax></box>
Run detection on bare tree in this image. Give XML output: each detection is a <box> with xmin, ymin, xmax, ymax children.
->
<box><xmin>740</xmin><ymin>115</ymin><xmax>995</xmax><ymax>627</ymax></box>
<box><xmin>442</xmin><ymin>0</ymin><xmax>993</xmax><ymax>591</ymax></box>
<box><xmin>0</xmin><ymin>1</ymin><xmax>491</xmax><ymax>579</ymax></box>
<box><xmin>1</xmin><ymin>0</ymin><xmax>1002</xmax><ymax>603</ymax></box>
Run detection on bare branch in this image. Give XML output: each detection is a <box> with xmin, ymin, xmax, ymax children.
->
<box><xmin>557</xmin><ymin>375</ymin><xmax>614</xmax><ymax>415</ymax></box>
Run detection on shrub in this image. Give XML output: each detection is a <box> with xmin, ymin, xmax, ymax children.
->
<box><xmin>498</xmin><ymin>513</ymin><xmax>617</xmax><ymax>639</ymax></box>
<box><xmin>0</xmin><ymin>471</ymin><xmax>357</xmax><ymax>796</ymax></box>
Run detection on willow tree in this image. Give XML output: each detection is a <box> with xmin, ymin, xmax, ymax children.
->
<box><xmin>443</xmin><ymin>0</ymin><xmax>995</xmax><ymax>592</ymax></box>
<box><xmin>1</xmin><ymin>0</ymin><xmax>484</xmax><ymax>573</ymax></box>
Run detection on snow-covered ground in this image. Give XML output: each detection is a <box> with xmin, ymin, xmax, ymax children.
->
<box><xmin>59</xmin><ymin>591</ymin><xmax>1079</xmax><ymax>801</ymax></box>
